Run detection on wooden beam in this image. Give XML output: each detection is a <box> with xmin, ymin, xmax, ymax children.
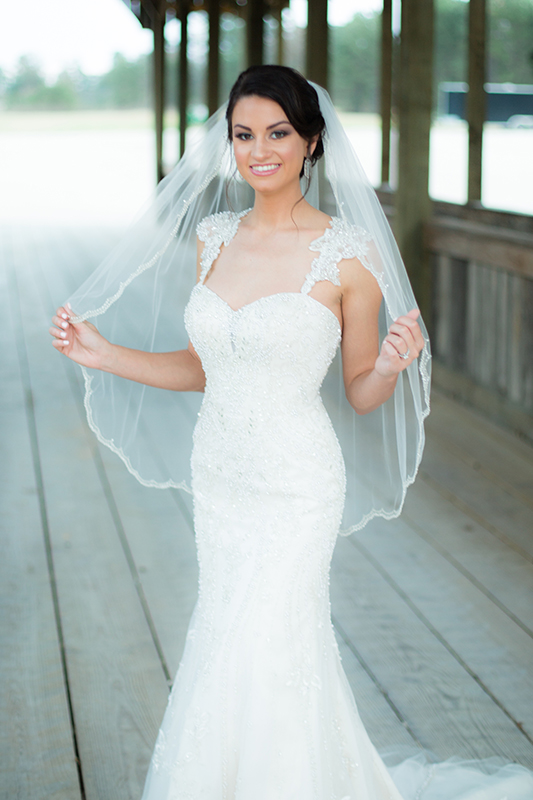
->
<box><xmin>380</xmin><ymin>0</ymin><xmax>393</xmax><ymax>187</ymax></box>
<box><xmin>425</xmin><ymin>217</ymin><xmax>533</xmax><ymax>280</ymax></box>
<box><xmin>395</xmin><ymin>0</ymin><xmax>434</xmax><ymax>319</ymax></box>
<box><xmin>247</xmin><ymin>0</ymin><xmax>264</xmax><ymax>67</ymax></box>
<box><xmin>276</xmin><ymin>4</ymin><xmax>284</xmax><ymax>66</ymax></box>
<box><xmin>467</xmin><ymin>0</ymin><xmax>486</xmax><ymax>204</ymax></box>
<box><xmin>152</xmin><ymin>2</ymin><xmax>166</xmax><ymax>182</ymax></box>
<box><xmin>178</xmin><ymin>1</ymin><xmax>188</xmax><ymax>158</ymax></box>
<box><xmin>207</xmin><ymin>0</ymin><xmax>220</xmax><ymax>115</ymax></box>
<box><xmin>306</xmin><ymin>0</ymin><xmax>328</xmax><ymax>88</ymax></box>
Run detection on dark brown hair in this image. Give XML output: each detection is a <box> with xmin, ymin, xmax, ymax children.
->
<box><xmin>226</xmin><ymin>65</ymin><xmax>326</xmax><ymax>177</ymax></box>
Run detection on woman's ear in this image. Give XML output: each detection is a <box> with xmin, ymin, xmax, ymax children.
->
<box><xmin>308</xmin><ymin>135</ymin><xmax>319</xmax><ymax>158</ymax></box>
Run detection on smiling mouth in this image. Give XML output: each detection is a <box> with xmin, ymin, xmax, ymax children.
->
<box><xmin>249</xmin><ymin>163</ymin><xmax>281</xmax><ymax>175</ymax></box>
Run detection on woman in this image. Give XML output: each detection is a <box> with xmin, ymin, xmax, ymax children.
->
<box><xmin>49</xmin><ymin>67</ymin><xmax>530</xmax><ymax>799</ymax></box>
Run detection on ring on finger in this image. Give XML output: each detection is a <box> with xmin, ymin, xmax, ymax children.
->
<box><xmin>398</xmin><ymin>347</ymin><xmax>410</xmax><ymax>360</ymax></box>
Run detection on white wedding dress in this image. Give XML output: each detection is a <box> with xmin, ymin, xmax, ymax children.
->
<box><xmin>140</xmin><ymin>211</ymin><xmax>533</xmax><ymax>800</ymax></box>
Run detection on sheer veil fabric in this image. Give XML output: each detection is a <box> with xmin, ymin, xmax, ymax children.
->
<box><xmin>65</xmin><ymin>82</ymin><xmax>533</xmax><ymax>799</ymax></box>
<box><xmin>67</xmin><ymin>84</ymin><xmax>430</xmax><ymax>536</ymax></box>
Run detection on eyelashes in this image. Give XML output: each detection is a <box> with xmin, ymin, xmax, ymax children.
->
<box><xmin>234</xmin><ymin>130</ymin><xmax>291</xmax><ymax>141</ymax></box>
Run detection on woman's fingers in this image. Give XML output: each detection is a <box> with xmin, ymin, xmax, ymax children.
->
<box><xmin>52</xmin><ymin>314</ymin><xmax>70</xmax><ymax>329</ymax></box>
<box><xmin>56</xmin><ymin>305</ymin><xmax>71</xmax><ymax>321</ymax></box>
<box><xmin>385</xmin><ymin>331</ymin><xmax>412</xmax><ymax>356</ymax></box>
<box><xmin>388</xmin><ymin>323</ymin><xmax>416</xmax><ymax>350</ymax></box>
<box><xmin>376</xmin><ymin>309</ymin><xmax>426</xmax><ymax>376</ymax></box>
<box><xmin>389</xmin><ymin>310</ymin><xmax>425</xmax><ymax>355</ymax></box>
<box><xmin>51</xmin><ymin>305</ymin><xmax>75</xmax><ymax>348</ymax></box>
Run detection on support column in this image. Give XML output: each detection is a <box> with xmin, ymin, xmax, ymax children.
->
<box><xmin>395</xmin><ymin>0</ymin><xmax>434</xmax><ymax>318</ymax></box>
<box><xmin>207</xmin><ymin>0</ymin><xmax>220</xmax><ymax>115</ymax></box>
<box><xmin>178</xmin><ymin>1</ymin><xmax>188</xmax><ymax>158</ymax></box>
<box><xmin>467</xmin><ymin>0</ymin><xmax>486</xmax><ymax>204</ymax></box>
<box><xmin>276</xmin><ymin>4</ymin><xmax>284</xmax><ymax>65</ymax></box>
<box><xmin>380</xmin><ymin>0</ymin><xmax>393</xmax><ymax>187</ymax></box>
<box><xmin>306</xmin><ymin>0</ymin><xmax>328</xmax><ymax>88</ymax></box>
<box><xmin>152</xmin><ymin>2</ymin><xmax>166</xmax><ymax>182</ymax></box>
<box><xmin>247</xmin><ymin>0</ymin><xmax>264</xmax><ymax>67</ymax></box>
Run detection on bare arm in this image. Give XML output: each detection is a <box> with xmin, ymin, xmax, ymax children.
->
<box><xmin>340</xmin><ymin>259</ymin><xmax>424</xmax><ymax>415</ymax></box>
<box><xmin>49</xmin><ymin>239</ymin><xmax>207</xmax><ymax>392</ymax></box>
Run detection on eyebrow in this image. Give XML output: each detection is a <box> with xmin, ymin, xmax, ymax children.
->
<box><xmin>233</xmin><ymin>120</ymin><xmax>291</xmax><ymax>131</ymax></box>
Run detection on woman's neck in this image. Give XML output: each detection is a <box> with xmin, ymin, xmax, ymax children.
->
<box><xmin>247</xmin><ymin>184</ymin><xmax>309</xmax><ymax>233</ymax></box>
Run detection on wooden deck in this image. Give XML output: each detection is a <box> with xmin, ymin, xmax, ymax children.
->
<box><xmin>2</xmin><ymin>225</ymin><xmax>533</xmax><ymax>800</ymax></box>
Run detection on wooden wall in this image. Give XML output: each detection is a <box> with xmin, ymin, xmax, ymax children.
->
<box><xmin>426</xmin><ymin>203</ymin><xmax>533</xmax><ymax>442</ymax></box>
<box><xmin>376</xmin><ymin>190</ymin><xmax>533</xmax><ymax>442</ymax></box>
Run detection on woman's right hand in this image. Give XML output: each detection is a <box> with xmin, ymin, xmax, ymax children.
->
<box><xmin>50</xmin><ymin>304</ymin><xmax>111</xmax><ymax>370</ymax></box>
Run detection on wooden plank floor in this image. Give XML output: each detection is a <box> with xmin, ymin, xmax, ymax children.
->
<box><xmin>2</xmin><ymin>225</ymin><xmax>533</xmax><ymax>799</ymax></box>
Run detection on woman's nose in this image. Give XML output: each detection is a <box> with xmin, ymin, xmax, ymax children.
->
<box><xmin>251</xmin><ymin>136</ymin><xmax>271</xmax><ymax>161</ymax></box>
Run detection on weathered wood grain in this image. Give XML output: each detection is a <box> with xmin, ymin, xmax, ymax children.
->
<box><xmin>331</xmin><ymin>534</ymin><xmax>533</xmax><ymax>765</ymax></box>
<box><xmin>356</xmin><ymin>515</ymin><xmax>533</xmax><ymax>742</ymax></box>
<box><xmin>1</xmin><ymin>233</ymin><xmax>82</xmax><ymax>800</ymax></box>
<box><xmin>96</xmin><ymin>443</ymin><xmax>199</xmax><ymax>680</ymax></box>
<box><xmin>334</xmin><ymin>631</ymin><xmax>419</xmax><ymax>752</ymax></box>
<box><xmin>426</xmin><ymin>392</ymin><xmax>533</xmax><ymax>502</ymax></box>
<box><xmin>403</xmin><ymin>482</ymin><xmax>533</xmax><ymax>635</ymax></box>
<box><xmin>426</xmin><ymin>217</ymin><xmax>533</xmax><ymax>279</ymax></box>
<box><xmin>40</xmin><ymin>224</ymin><xmax>199</xmax><ymax>684</ymax></box>
<box><xmin>419</xmin><ymin>439</ymin><xmax>533</xmax><ymax>561</ymax></box>
<box><xmin>3</xmin><ymin>225</ymin><xmax>533</xmax><ymax>792</ymax></box>
<box><xmin>13</xmin><ymin>227</ymin><xmax>170</xmax><ymax>800</ymax></box>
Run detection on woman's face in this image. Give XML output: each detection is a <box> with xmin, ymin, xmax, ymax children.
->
<box><xmin>231</xmin><ymin>95</ymin><xmax>313</xmax><ymax>194</ymax></box>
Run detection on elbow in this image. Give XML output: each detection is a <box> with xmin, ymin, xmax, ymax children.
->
<box><xmin>350</xmin><ymin>401</ymin><xmax>377</xmax><ymax>416</ymax></box>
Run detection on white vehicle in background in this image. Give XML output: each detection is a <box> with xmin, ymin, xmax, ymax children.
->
<box><xmin>506</xmin><ymin>114</ymin><xmax>533</xmax><ymax>129</ymax></box>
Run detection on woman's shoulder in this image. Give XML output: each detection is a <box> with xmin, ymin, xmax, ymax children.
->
<box><xmin>196</xmin><ymin>209</ymin><xmax>250</xmax><ymax>243</ymax></box>
<box><xmin>312</xmin><ymin>216</ymin><xmax>372</xmax><ymax>262</ymax></box>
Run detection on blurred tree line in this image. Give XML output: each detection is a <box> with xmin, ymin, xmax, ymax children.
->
<box><xmin>1</xmin><ymin>52</ymin><xmax>152</xmax><ymax>111</ymax></box>
<box><xmin>332</xmin><ymin>0</ymin><xmax>533</xmax><ymax>112</ymax></box>
<box><xmin>2</xmin><ymin>0</ymin><xmax>531</xmax><ymax>113</ymax></box>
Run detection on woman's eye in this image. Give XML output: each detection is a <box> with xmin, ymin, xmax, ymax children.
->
<box><xmin>271</xmin><ymin>130</ymin><xmax>288</xmax><ymax>139</ymax></box>
<box><xmin>235</xmin><ymin>132</ymin><xmax>252</xmax><ymax>140</ymax></box>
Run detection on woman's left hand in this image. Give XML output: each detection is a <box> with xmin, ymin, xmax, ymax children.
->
<box><xmin>374</xmin><ymin>308</ymin><xmax>425</xmax><ymax>378</ymax></box>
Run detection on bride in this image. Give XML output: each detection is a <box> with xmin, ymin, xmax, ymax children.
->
<box><xmin>49</xmin><ymin>67</ymin><xmax>531</xmax><ymax>799</ymax></box>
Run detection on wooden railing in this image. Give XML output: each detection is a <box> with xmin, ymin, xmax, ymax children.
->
<box><xmin>377</xmin><ymin>191</ymin><xmax>533</xmax><ymax>442</ymax></box>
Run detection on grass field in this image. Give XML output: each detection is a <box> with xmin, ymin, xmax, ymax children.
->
<box><xmin>0</xmin><ymin>109</ymin><xmax>531</xmax><ymax>226</ymax></box>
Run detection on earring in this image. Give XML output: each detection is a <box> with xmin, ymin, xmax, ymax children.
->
<box><xmin>304</xmin><ymin>157</ymin><xmax>311</xmax><ymax>181</ymax></box>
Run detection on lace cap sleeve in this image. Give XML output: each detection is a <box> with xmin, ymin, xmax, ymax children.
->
<box><xmin>196</xmin><ymin>210</ymin><xmax>249</xmax><ymax>283</ymax></box>
<box><xmin>302</xmin><ymin>217</ymin><xmax>373</xmax><ymax>295</ymax></box>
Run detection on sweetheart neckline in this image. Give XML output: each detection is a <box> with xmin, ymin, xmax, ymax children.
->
<box><xmin>196</xmin><ymin>283</ymin><xmax>342</xmax><ymax>334</ymax></box>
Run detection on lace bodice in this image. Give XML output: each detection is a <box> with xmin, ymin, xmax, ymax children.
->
<box><xmin>146</xmin><ymin>209</ymin><xmax>407</xmax><ymax>800</ymax></box>
<box><xmin>195</xmin><ymin>209</ymin><xmax>373</xmax><ymax>295</ymax></box>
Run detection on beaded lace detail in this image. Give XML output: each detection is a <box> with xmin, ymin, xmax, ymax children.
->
<box><xmin>141</xmin><ymin>210</ymin><xmax>404</xmax><ymax>800</ymax></box>
<box><xmin>303</xmin><ymin>216</ymin><xmax>373</xmax><ymax>294</ymax></box>
<box><xmin>196</xmin><ymin>210</ymin><xmax>374</xmax><ymax>296</ymax></box>
<box><xmin>197</xmin><ymin>209</ymin><xmax>250</xmax><ymax>284</ymax></box>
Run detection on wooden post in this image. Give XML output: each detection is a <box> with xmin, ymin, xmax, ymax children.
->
<box><xmin>152</xmin><ymin>2</ymin><xmax>166</xmax><ymax>183</ymax></box>
<box><xmin>306</xmin><ymin>0</ymin><xmax>328</xmax><ymax>88</ymax></box>
<box><xmin>395</xmin><ymin>0</ymin><xmax>434</xmax><ymax>318</ymax></box>
<box><xmin>467</xmin><ymin>0</ymin><xmax>486</xmax><ymax>204</ymax></box>
<box><xmin>247</xmin><ymin>0</ymin><xmax>264</xmax><ymax>67</ymax></box>
<box><xmin>380</xmin><ymin>0</ymin><xmax>393</xmax><ymax>187</ymax></box>
<box><xmin>207</xmin><ymin>0</ymin><xmax>220</xmax><ymax>115</ymax></box>
<box><xmin>276</xmin><ymin>4</ymin><xmax>284</xmax><ymax>66</ymax></box>
<box><xmin>178</xmin><ymin>1</ymin><xmax>188</xmax><ymax>158</ymax></box>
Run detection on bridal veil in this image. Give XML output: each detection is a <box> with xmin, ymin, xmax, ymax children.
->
<box><xmin>66</xmin><ymin>80</ymin><xmax>431</xmax><ymax>535</ymax></box>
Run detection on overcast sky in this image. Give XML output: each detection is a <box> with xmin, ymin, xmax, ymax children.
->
<box><xmin>0</xmin><ymin>0</ymin><xmax>382</xmax><ymax>81</ymax></box>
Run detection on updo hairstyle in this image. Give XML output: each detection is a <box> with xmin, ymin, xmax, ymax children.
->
<box><xmin>226</xmin><ymin>65</ymin><xmax>326</xmax><ymax>178</ymax></box>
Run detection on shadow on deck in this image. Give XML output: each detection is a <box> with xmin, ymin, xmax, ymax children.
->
<box><xmin>2</xmin><ymin>225</ymin><xmax>533</xmax><ymax>800</ymax></box>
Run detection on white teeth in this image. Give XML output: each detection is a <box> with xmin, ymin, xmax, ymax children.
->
<box><xmin>251</xmin><ymin>164</ymin><xmax>280</xmax><ymax>173</ymax></box>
